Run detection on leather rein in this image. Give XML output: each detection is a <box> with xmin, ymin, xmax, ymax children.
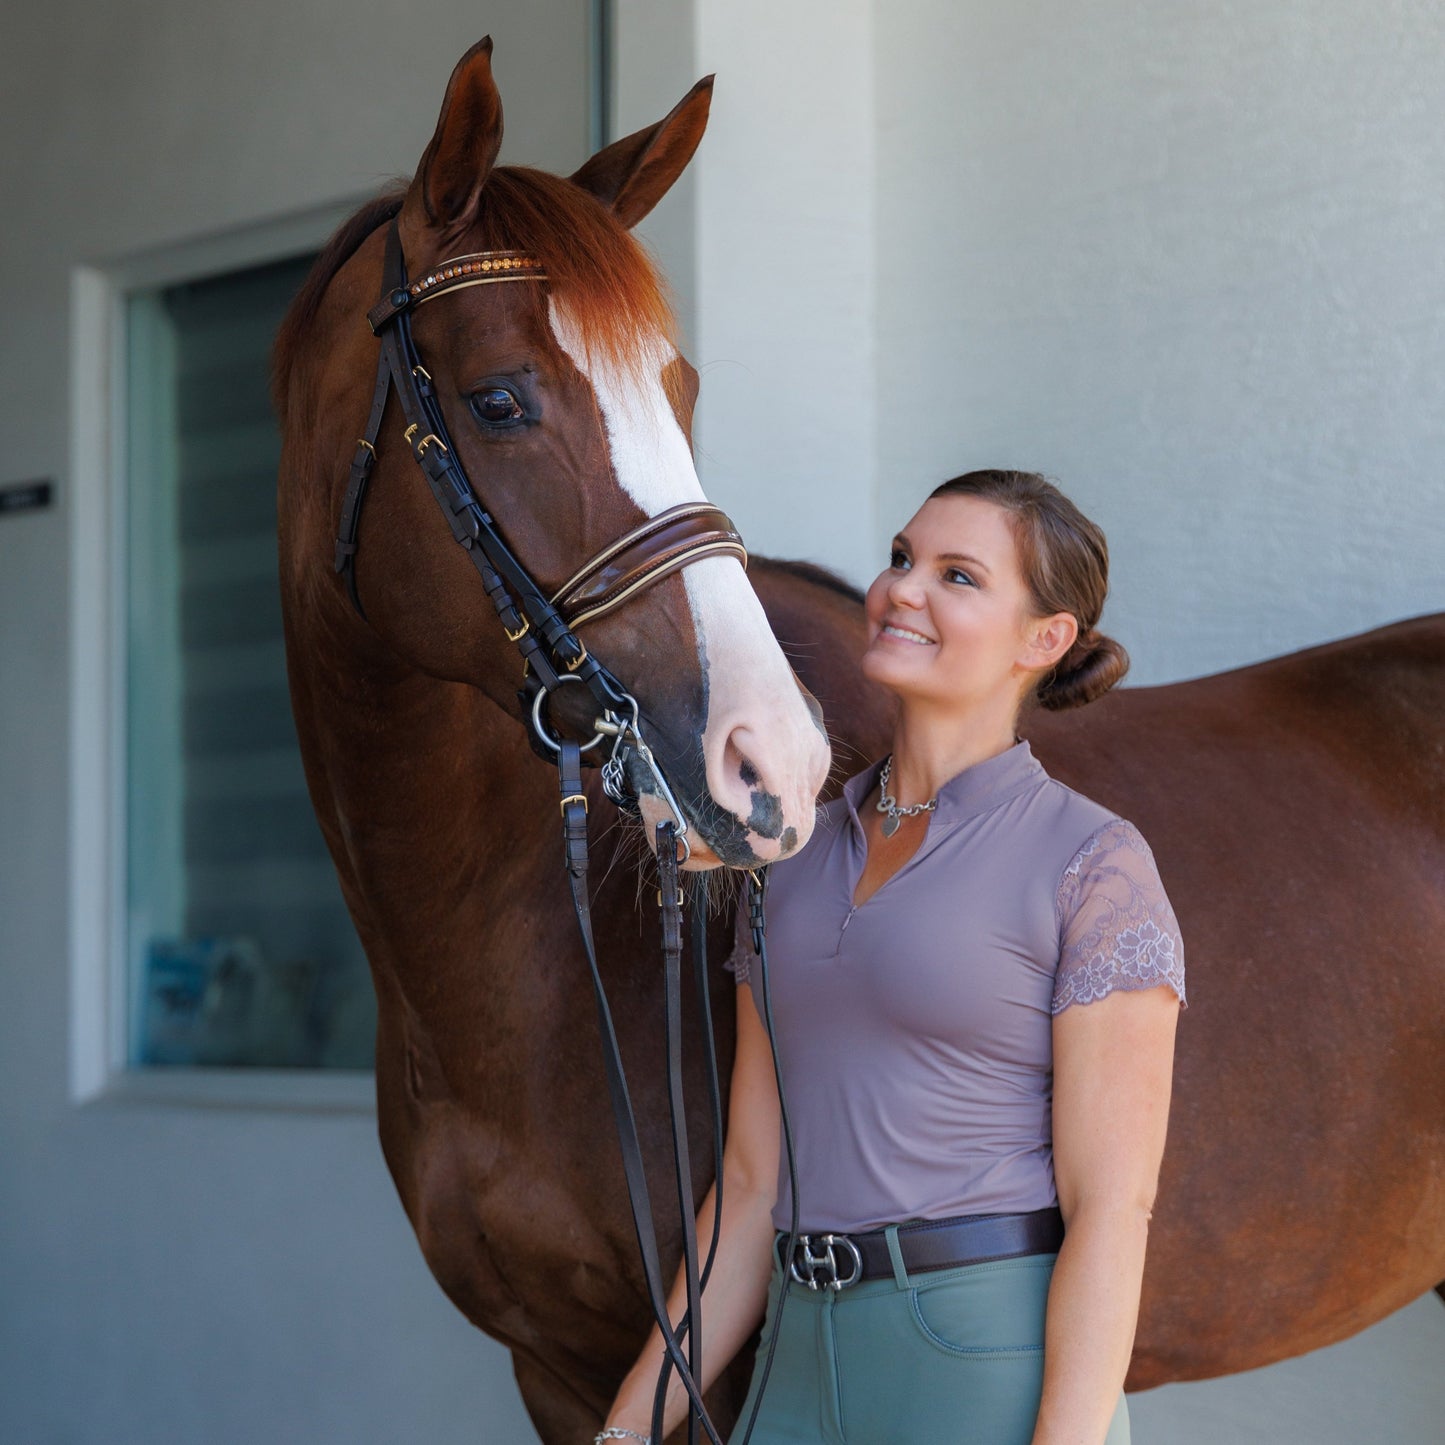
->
<box><xmin>333</xmin><ymin>218</ymin><xmax>795</xmax><ymax>1445</ymax></box>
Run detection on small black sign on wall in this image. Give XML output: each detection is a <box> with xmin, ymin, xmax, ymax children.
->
<box><xmin>0</xmin><ymin>480</ymin><xmax>54</xmax><ymax>516</ymax></box>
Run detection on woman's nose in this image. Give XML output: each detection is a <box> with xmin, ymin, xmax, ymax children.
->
<box><xmin>887</xmin><ymin>572</ymin><xmax>926</xmax><ymax>608</ymax></box>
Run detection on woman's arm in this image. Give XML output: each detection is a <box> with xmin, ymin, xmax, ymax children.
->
<box><xmin>1030</xmin><ymin>983</ymin><xmax>1180</xmax><ymax>1445</ymax></box>
<box><xmin>603</xmin><ymin>981</ymin><xmax>781</xmax><ymax>1440</ymax></box>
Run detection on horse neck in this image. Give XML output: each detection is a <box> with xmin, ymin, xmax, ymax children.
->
<box><xmin>289</xmin><ymin>611</ymin><xmax>555</xmax><ymax>987</ymax></box>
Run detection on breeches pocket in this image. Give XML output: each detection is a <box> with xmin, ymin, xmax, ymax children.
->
<box><xmin>905</xmin><ymin>1252</ymin><xmax>1056</xmax><ymax>1356</ymax></box>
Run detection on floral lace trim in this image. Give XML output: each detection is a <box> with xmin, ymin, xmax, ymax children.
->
<box><xmin>1052</xmin><ymin>818</ymin><xmax>1187</xmax><ymax>1015</ymax></box>
<box><xmin>724</xmin><ymin>931</ymin><xmax>753</xmax><ymax>984</ymax></box>
<box><xmin>724</xmin><ymin>902</ymin><xmax>754</xmax><ymax>984</ymax></box>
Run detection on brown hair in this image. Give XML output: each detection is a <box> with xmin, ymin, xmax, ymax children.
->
<box><xmin>928</xmin><ymin>470</ymin><xmax>1129</xmax><ymax>711</ymax></box>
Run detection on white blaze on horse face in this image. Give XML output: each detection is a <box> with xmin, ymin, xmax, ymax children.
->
<box><xmin>548</xmin><ymin>300</ymin><xmax>830</xmax><ymax>865</ymax></box>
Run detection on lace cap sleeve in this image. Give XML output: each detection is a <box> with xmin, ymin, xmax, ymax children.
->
<box><xmin>723</xmin><ymin>896</ymin><xmax>754</xmax><ymax>986</ymax></box>
<box><xmin>1053</xmin><ymin>818</ymin><xmax>1187</xmax><ymax>1015</ymax></box>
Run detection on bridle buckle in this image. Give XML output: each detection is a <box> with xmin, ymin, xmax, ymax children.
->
<box><xmin>789</xmin><ymin>1233</ymin><xmax>863</xmax><ymax>1292</ymax></box>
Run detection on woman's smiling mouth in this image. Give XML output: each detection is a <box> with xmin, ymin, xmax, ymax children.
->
<box><xmin>881</xmin><ymin>623</ymin><xmax>936</xmax><ymax>645</ymax></box>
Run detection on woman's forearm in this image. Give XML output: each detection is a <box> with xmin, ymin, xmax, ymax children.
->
<box><xmin>604</xmin><ymin>1173</ymin><xmax>777</xmax><ymax>1440</ymax></box>
<box><xmin>1030</xmin><ymin>1203</ymin><xmax>1150</xmax><ymax>1445</ymax></box>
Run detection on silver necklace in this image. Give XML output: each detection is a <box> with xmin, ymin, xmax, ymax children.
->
<box><xmin>875</xmin><ymin>754</ymin><xmax>938</xmax><ymax>837</ymax></box>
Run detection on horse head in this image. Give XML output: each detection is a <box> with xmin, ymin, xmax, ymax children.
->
<box><xmin>280</xmin><ymin>38</ymin><xmax>830</xmax><ymax>868</ymax></box>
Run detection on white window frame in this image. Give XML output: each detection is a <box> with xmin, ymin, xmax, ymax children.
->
<box><xmin>68</xmin><ymin>200</ymin><xmax>378</xmax><ymax>1112</ymax></box>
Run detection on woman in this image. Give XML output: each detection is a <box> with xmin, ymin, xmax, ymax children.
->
<box><xmin>600</xmin><ymin>470</ymin><xmax>1186</xmax><ymax>1445</ymax></box>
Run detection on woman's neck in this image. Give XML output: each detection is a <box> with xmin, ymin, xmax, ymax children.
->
<box><xmin>886</xmin><ymin>700</ymin><xmax>1022</xmax><ymax>806</ymax></box>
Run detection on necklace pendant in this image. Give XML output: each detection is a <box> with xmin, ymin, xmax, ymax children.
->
<box><xmin>881</xmin><ymin>811</ymin><xmax>901</xmax><ymax>838</ymax></box>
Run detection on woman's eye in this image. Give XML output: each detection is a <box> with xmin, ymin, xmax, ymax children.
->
<box><xmin>471</xmin><ymin>387</ymin><xmax>525</xmax><ymax>426</ymax></box>
<box><xmin>890</xmin><ymin>549</ymin><xmax>910</xmax><ymax>570</ymax></box>
<box><xmin>945</xmin><ymin>568</ymin><xmax>976</xmax><ymax>587</ymax></box>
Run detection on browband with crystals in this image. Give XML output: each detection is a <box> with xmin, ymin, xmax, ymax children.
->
<box><xmin>368</xmin><ymin>250</ymin><xmax>546</xmax><ymax>333</ymax></box>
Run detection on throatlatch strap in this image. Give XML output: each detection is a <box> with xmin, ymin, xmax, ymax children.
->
<box><xmin>332</xmin><ymin>342</ymin><xmax>394</xmax><ymax>618</ymax></box>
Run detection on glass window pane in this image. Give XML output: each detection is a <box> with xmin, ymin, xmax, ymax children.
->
<box><xmin>125</xmin><ymin>255</ymin><xmax>376</xmax><ymax>1070</ymax></box>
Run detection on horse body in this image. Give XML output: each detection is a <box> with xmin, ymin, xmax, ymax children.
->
<box><xmin>1022</xmin><ymin>614</ymin><xmax>1445</xmax><ymax>1385</ymax></box>
<box><xmin>278</xmin><ymin>38</ymin><xmax>1444</xmax><ymax>1445</ymax></box>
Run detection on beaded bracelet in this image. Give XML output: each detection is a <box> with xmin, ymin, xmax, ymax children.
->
<box><xmin>595</xmin><ymin>1430</ymin><xmax>649</xmax><ymax>1445</ymax></box>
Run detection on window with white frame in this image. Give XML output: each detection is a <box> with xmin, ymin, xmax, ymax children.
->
<box><xmin>123</xmin><ymin>255</ymin><xmax>376</xmax><ymax>1071</ymax></box>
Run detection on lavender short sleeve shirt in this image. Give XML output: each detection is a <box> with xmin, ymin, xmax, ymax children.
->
<box><xmin>729</xmin><ymin>740</ymin><xmax>1186</xmax><ymax>1233</ymax></box>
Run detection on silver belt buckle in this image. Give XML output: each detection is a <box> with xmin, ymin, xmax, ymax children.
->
<box><xmin>788</xmin><ymin>1233</ymin><xmax>863</xmax><ymax>1291</ymax></box>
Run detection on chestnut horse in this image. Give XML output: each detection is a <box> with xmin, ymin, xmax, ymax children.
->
<box><xmin>276</xmin><ymin>39</ymin><xmax>1445</xmax><ymax>1445</ymax></box>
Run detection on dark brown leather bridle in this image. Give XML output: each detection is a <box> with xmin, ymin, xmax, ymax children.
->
<box><xmin>333</xmin><ymin>219</ymin><xmax>798</xmax><ymax>1445</ymax></box>
<box><xmin>337</xmin><ymin>223</ymin><xmax>744</xmax><ymax>736</ymax></box>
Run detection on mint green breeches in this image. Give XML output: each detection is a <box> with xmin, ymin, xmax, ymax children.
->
<box><xmin>732</xmin><ymin>1247</ymin><xmax>1130</xmax><ymax>1445</ymax></box>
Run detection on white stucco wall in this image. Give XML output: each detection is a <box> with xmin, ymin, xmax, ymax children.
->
<box><xmin>2</xmin><ymin>1</ymin><xmax>1441</xmax><ymax>1442</ymax></box>
<box><xmin>690</xmin><ymin>0</ymin><xmax>879</xmax><ymax>583</ymax></box>
<box><xmin>871</xmin><ymin>1</ymin><xmax>1445</xmax><ymax>685</ymax></box>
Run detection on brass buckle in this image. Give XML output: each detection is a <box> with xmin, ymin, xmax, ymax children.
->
<box><xmin>559</xmin><ymin>793</ymin><xmax>588</xmax><ymax>816</ymax></box>
<box><xmin>505</xmin><ymin>617</ymin><xmax>531</xmax><ymax>643</ymax></box>
<box><xmin>564</xmin><ymin>639</ymin><xmax>589</xmax><ymax>672</ymax></box>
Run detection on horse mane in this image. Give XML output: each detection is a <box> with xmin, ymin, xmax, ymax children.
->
<box><xmin>271</xmin><ymin>167</ymin><xmax>678</xmax><ymax>417</ymax></box>
<box><xmin>270</xmin><ymin>188</ymin><xmax>406</xmax><ymax>415</ymax></box>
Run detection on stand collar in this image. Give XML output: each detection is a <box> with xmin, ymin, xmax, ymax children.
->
<box><xmin>842</xmin><ymin>739</ymin><xmax>1046</xmax><ymax>832</ymax></box>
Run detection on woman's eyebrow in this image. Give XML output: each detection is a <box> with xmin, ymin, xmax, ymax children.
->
<box><xmin>938</xmin><ymin>552</ymin><xmax>992</xmax><ymax>576</ymax></box>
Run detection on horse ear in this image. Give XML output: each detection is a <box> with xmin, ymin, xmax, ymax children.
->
<box><xmin>409</xmin><ymin>37</ymin><xmax>504</xmax><ymax>235</ymax></box>
<box><xmin>570</xmin><ymin>76</ymin><xmax>714</xmax><ymax>228</ymax></box>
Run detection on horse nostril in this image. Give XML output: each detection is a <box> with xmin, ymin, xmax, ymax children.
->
<box><xmin>721</xmin><ymin>730</ymin><xmax>785</xmax><ymax>840</ymax></box>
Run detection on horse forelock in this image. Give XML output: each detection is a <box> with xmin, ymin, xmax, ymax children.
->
<box><xmin>470</xmin><ymin>167</ymin><xmax>682</xmax><ymax>400</ymax></box>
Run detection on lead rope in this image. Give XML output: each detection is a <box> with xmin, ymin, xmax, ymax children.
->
<box><xmin>690</xmin><ymin>874</ymin><xmax>727</xmax><ymax>1302</ymax></box>
<box><xmin>654</xmin><ymin>830</ymin><xmax>704</xmax><ymax>1445</ymax></box>
<box><xmin>733</xmin><ymin>866</ymin><xmax>801</xmax><ymax>1445</ymax></box>
<box><xmin>557</xmin><ymin>743</ymin><xmax>723</xmax><ymax>1445</ymax></box>
<box><xmin>648</xmin><ymin>872</ymin><xmax>728</xmax><ymax>1441</ymax></box>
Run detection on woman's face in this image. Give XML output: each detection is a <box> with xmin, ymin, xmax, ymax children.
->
<box><xmin>860</xmin><ymin>494</ymin><xmax>1076</xmax><ymax>714</ymax></box>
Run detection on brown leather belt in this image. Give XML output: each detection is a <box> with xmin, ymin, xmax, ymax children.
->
<box><xmin>776</xmin><ymin>1207</ymin><xmax>1064</xmax><ymax>1291</ymax></box>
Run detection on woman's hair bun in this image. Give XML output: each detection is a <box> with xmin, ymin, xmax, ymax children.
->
<box><xmin>1035</xmin><ymin>630</ymin><xmax>1130</xmax><ymax>712</ymax></box>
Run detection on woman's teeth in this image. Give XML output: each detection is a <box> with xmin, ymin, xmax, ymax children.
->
<box><xmin>882</xmin><ymin>624</ymin><xmax>934</xmax><ymax>645</ymax></box>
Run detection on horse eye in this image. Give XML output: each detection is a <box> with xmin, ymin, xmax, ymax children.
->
<box><xmin>472</xmin><ymin>387</ymin><xmax>525</xmax><ymax>425</ymax></box>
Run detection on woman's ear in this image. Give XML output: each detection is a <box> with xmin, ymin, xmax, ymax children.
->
<box><xmin>1023</xmin><ymin>612</ymin><xmax>1079</xmax><ymax>674</ymax></box>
